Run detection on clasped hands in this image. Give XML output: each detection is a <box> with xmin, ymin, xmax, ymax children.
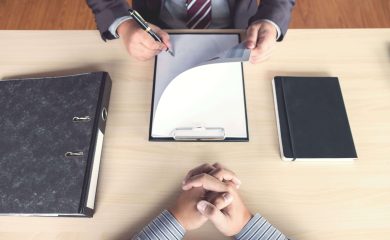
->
<box><xmin>169</xmin><ymin>163</ymin><xmax>252</xmax><ymax>236</ymax></box>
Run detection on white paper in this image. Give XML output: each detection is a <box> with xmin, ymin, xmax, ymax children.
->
<box><xmin>87</xmin><ymin>129</ymin><xmax>104</xmax><ymax>209</ymax></box>
<box><xmin>152</xmin><ymin>34</ymin><xmax>249</xmax><ymax>139</ymax></box>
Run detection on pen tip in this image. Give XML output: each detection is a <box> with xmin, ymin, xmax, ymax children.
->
<box><xmin>165</xmin><ymin>47</ymin><xmax>175</xmax><ymax>57</ymax></box>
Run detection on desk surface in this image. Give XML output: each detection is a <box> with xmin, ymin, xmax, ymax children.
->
<box><xmin>0</xmin><ymin>29</ymin><xmax>390</xmax><ymax>240</ymax></box>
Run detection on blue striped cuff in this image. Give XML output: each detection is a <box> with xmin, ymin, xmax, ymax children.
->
<box><xmin>234</xmin><ymin>213</ymin><xmax>288</xmax><ymax>240</ymax></box>
<box><xmin>132</xmin><ymin>210</ymin><xmax>185</xmax><ymax>240</ymax></box>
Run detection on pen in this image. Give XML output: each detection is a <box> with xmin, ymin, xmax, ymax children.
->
<box><xmin>129</xmin><ymin>9</ymin><xmax>175</xmax><ymax>57</ymax></box>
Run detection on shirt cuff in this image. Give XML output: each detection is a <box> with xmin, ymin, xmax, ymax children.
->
<box><xmin>252</xmin><ymin>19</ymin><xmax>282</xmax><ymax>41</ymax></box>
<box><xmin>132</xmin><ymin>210</ymin><xmax>186</xmax><ymax>240</ymax></box>
<box><xmin>108</xmin><ymin>16</ymin><xmax>133</xmax><ymax>39</ymax></box>
<box><xmin>234</xmin><ymin>213</ymin><xmax>288</xmax><ymax>240</ymax></box>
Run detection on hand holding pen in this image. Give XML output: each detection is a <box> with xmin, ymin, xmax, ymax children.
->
<box><xmin>129</xmin><ymin>10</ymin><xmax>174</xmax><ymax>56</ymax></box>
<box><xmin>117</xmin><ymin>10</ymin><xmax>173</xmax><ymax>61</ymax></box>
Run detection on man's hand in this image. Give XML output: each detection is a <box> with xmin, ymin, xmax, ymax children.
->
<box><xmin>169</xmin><ymin>186</ymin><xmax>232</xmax><ymax>231</ymax></box>
<box><xmin>182</xmin><ymin>163</ymin><xmax>241</xmax><ymax>188</ymax></box>
<box><xmin>182</xmin><ymin>163</ymin><xmax>252</xmax><ymax>236</ymax></box>
<box><xmin>170</xmin><ymin>163</ymin><xmax>238</xmax><ymax>231</ymax></box>
<box><xmin>246</xmin><ymin>21</ymin><xmax>278</xmax><ymax>64</ymax></box>
<box><xmin>117</xmin><ymin>19</ymin><xmax>171</xmax><ymax>61</ymax></box>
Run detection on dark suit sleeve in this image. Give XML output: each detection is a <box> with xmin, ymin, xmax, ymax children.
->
<box><xmin>250</xmin><ymin>0</ymin><xmax>296</xmax><ymax>41</ymax></box>
<box><xmin>86</xmin><ymin>0</ymin><xmax>130</xmax><ymax>41</ymax></box>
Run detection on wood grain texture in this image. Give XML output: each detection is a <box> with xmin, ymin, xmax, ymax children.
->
<box><xmin>0</xmin><ymin>0</ymin><xmax>97</xmax><ymax>29</ymax></box>
<box><xmin>291</xmin><ymin>0</ymin><xmax>390</xmax><ymax>28</ymax></box>
<box><xmin>0</xmin><ymin>0</ymin><xmax>389</xmax><ymax>29</ymax></box>
<box><xmin>0</xmin><ymin>29</ymin><xmax>389</xmax><ymax>239</ymax></box>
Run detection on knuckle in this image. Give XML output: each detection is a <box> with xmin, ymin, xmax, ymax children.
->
<box><xmin>212</xmin><ymin>168</ymin><xmax>223</xmax><ymax>178</ymax></box>
<box><xmin>248</xmin><ymin>28</ymin><xmax>258</xmax><ymax>36</ymax></box>
<box><xmin>213</xmin><ymin>162</ymin><xmax>223</xmax><ymax>168</ymax></box>
<box><xmin>200</xmin><ymin>173</ymin><xmax>208</xmax><ymax>180</ymax></box>
<box><xmin>248</xmin><ymin>25</ymin><xmax>256</xmax><ymax>31</ymax></box>
<box><xmin>149</xmin><ymin>43</ymin><xmax>158</xmax><ymax>50</ymax></box>
<box><xmin>226</xmin><ymin>183</ymin><xmax>235</xmax><ymax>192</ymax></box>
<box><xmin>135</xmin><ymin>28</ymin><xmax>144</xmax><ymax>37</ymax></box>
<box><xmin>205</xmin><ymin>205</ymin><xmax>216</xmax><ymax>215</ymax></box>
<box><xmin>203</xmin><ymin>163</ymin><xmax>211</xmax><ymax>168</ymax></box>
<box><xmin>214</xmin><ymin>197</ymin><xmax>224</xmax><ymax>207</ymax></box>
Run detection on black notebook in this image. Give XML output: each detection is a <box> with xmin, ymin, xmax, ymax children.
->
<box><xmin>0</xmin><ymin>72</ymin><xmax>112</xmax><ymax>217</ymax></box>
<box><xmin>272</xmin><ymin>76</ymin><xmax>357</xmax><ymax>161</ymax></box>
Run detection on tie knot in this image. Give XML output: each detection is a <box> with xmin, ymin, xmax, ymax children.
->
<box><xmin>187</xmin><ymin>0</ymin><xmax>212</xmax><ymax>29</ymax></box>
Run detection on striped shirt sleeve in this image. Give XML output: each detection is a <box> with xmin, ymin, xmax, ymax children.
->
<box><xmin>234</xmin><ymin>213</ymin><xmax>288</xmax><ymax>240</ymax></box>
<box><xmin>132</xmin><ymin>210</ymin><xmax>186</xmax><ymax>240</ymax></box>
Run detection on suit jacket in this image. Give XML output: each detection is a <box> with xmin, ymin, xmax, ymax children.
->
<box><xmin>86</xmin><ymin>0</ymin><xmax>295</xmax><ymax>41</ymax></box>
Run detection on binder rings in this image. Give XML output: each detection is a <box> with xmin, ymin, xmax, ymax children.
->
<box><xmin>0</xmin><ymin>72</ymin><xmax>112</xmax><ymax>217</ymax></box>
<box><xmin>272</xmin><ymin>76</ymin><xmax>357</xmax><ymax>161</ymax></box>
<box><xmin>149</xmin><ymin>33</ymin><xmax>250</xmax><ymax>141</ymax></box>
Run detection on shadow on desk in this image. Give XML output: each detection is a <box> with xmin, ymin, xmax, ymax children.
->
<box><xmin>265</xmin><ymin>71</ymin><xmax>332</xmax><ymax>81</ymax></box>
<box><xmin>2</xmin><ymin>65</ymin><xmax>105</xmax><ymax>80</ymax></box>
<box><xmin>387</xmin><ymin>42</ymin><xmax>390</xmax><ymax>59</ymax></box>
<box><xmin>386</xmin><ymin>42</ymin><xmax>390</xmax><ymax>88</ymax></box>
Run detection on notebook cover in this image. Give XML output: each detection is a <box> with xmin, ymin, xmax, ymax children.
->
<box><xmin>149</xmin><ymin>33</ymin><xmax>249</xmax><ymax>142</ymax></box>
<box><xmin>274</xmin><ymin>76</ymin><xmax>357</xmax><ymax>159</ymax></box>
<box><xmin>273</xmin><ymin>78</ymin><xmax>294</xmax><ymax>159</ymax></box>
<box><xmin>0</xmin><ymin>72</ymin><xmax>111</xmax><ymax>216</ymax></box>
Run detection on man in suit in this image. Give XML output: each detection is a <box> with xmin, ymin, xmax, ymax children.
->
<box><xmin>86</xmin><ymin>0</ymin><xmax>295</xmax><ymax>64</ymax></box>
<box><xmin>132</xmin><ymin>163</ymin><xmax>289</xmax><ymax>239</ymax></box>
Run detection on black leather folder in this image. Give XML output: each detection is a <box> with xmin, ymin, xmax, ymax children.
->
<box><xmin>0</xmin><ymin>72</ymin><xmax>111</xmax><ymax>217</ymax></box>
<box><xmin>272</xmin><ymin>76</ymin><xmax>357</xmax><ymax>161</ymax></box>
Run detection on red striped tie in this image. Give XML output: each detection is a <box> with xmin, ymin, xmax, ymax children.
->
<box><xmin>186</xmin><ymin>0</ymin><xmax>212</xmax><ymax>29</ymax></box>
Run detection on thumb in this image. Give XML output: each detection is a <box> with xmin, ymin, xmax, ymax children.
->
<box><xmin>197</xmin><ymin>200</ymin><xmax>228</xmax><ymax>232</ymax></box>
<box><xmin>245</xmin><ymin>24</ymin><xmax>261</xmax><ymax>49</ymax></box>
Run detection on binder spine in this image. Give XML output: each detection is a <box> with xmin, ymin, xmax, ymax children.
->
<box><xmin>81</xmin><ymin>72</ymin><xmax>112</xmax><ymax>217</ymax></box>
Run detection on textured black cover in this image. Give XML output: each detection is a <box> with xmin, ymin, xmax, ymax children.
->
<box><xmin>0</xmin><ymin>72</ymin><xmax>111</xmax><ymax>216</ymax></box>
<box><xmin>274</xmin><ymin>76</ymin><xmax>357</xmax><ymax>160</ymax></box>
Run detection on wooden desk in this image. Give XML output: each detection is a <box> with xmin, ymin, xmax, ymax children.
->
<box><xmin>0</xmin><ymin>29</ymin><xmax>389</xmax><ymax>240</ymax></box>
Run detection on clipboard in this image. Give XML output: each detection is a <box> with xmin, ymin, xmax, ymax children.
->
<box><xmin>149</xmin><ymin>33</ymin><xmax>249</xmax><ymax>142</ymax></box>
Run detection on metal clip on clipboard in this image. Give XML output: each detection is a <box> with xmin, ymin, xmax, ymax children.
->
<box><xmin>172</xmin><ymin>126</ymin><xmax>225</xmax><ymax>141</ymax></box>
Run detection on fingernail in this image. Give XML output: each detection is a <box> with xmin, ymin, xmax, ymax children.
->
<box><xmin>197</xmin><ymin>201</ymin><xmax>208</xmax><ymax>213</ymax></box>
<box><xmin>222</xmin><ymin>193</ymin><xmax>233</xmax><ymax>203</ymax></box>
